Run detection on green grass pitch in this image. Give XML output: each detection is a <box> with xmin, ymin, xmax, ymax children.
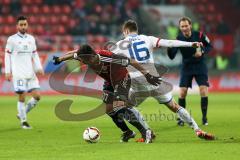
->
<box><xmin>0</xmin><ymin>93</ymin><xmax>239</xmax><ymax>160</ymax></box>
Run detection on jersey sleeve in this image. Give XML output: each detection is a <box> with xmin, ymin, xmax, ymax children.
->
<box><xmin>5</xmin><ymin>37</ymin><xmax>13</xmax><ymax>54</ymax></box>
<box><xmin>148</xmin><ymin>36</ymin><xmax>161</xmax><ymax>48</ymax></box>
<box><xmin>97</xmin><ymin>49</ymin><xmax>113</xmax><ymax>57</ymax></box>
<box><xmin>4</xmin><ymin>37</ymin><xmax>13</xmax><ymax>74</ymax></box>
<box><xmin>32</xmin><ymin>38</ymin><xmax>43</xmax><ymax>71</ymax></box>
<box><xmin>32</xmin><ymin>37</ymin><xmax>37</xmax><ymax>52</ymax></box>
<box><xmin>109</xmin><ymin>41</ymin><xmax>122</xmax><ymax>55</ymax></box>
<box><xmin>200</xmin><ymin>33</ymin><xmax>212</xmax><ymax>54</ymax></box>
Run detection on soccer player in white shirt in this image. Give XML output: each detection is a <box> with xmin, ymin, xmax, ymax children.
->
<box><xmin>5</xmin><ymin>16</ymin><xmax>44</xmax><ymax>129</ymax></box>
<box><xmin>111</xmin><ymin>20</ymin><xmax>214</xmax><ymax>142</ymax></box>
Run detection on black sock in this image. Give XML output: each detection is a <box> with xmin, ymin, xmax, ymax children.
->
<box><xmin>108</xmin><ymin>109</ymin><xmax>130</xmax><ymax>132</ymax></box>
<box><xmin>201</xmin><ymin>97</ymin><xmax>208</xmax><ymax>119</ymax></box>
<box><xmin>178</xmin><ymin>98</ymin><xmax>186</xmax><ymax>108</ymax></box>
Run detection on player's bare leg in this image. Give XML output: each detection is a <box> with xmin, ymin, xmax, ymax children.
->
<box><xmin>17</xmin><ymin>92</ymin><xmax>31</xmax><ymax>129</ymax></box>
<box><xmin>177</xmin><ymin>87</ymin><xmax>188</xmax><ymax>126</ymax></box>
<box><xmin>164</xmin><ymin>99</ymin><xmax>214</xmax><ymax>140</ymax></box>
<box><xmin>26</xmin><ymin>89</ymin><xmax>41</xmax><ymax>114</ymax></box>
<box><xmin>199</xmin><ymin>85</ymin><xmax>208</xmax><ymax>125</ymax></box>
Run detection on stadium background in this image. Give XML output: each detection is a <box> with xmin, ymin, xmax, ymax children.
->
<box><xmin>0</xmin><ymin>0</ymin><xmax>239</xmax><ymax>95</ymax></box>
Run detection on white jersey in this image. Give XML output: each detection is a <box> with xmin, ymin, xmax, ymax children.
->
<box><xmin>5</xmin><ymin>32</ymin><xmax>42</xmax><ymax>79</ymax></box>
<box><xmin>111</xmin><ymin>34</ymin><xmax>193</xmax><ymax>78</ymax></box>
<box><xmin>111</xmin><ymin>33</ymin><xmax>194</xmax><ymax>99</ymax></box>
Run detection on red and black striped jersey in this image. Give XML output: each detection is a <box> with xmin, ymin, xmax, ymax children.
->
<box><xmin>88</xmin><ymin>49</ymin><xmax>128</xmax><ymax>84</ymax></box>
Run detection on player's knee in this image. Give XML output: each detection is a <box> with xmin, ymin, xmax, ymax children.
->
<box><xmin>105</xmin><ymin>104</ymin><xmax>114</xmax><ymax>114</ymax></box>
<box><xmin>165</xmin><ymin>100</ymin><xmax>179</xmax><ymax>113</ymax></box>
<box><xmin>200</xmin><ymin>91</ymin><xmax>207</xmax><ymax>97</ymax></box>
<box><xmin>179</xmin><ymin>90</ymin><xmax>187</xmax><ymax>98</ymax></box>
<box><xmin>34</xmin><ymin>95</ymin><xmax>41</xmax><ymax>101</ymax></box>
<box><xmin>18</xmin><ymin>94</ymin><xmax>25</xmax><ymax>102</ymax></box>
<box><xmin>199</xmin><ymin>87</ymin><xmax>208</xmax><ymax>97</ymax></box>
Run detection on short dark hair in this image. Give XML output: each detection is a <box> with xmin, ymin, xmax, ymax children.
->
<box><xmin>77</xmin><ymin>44</ymin><xmax>95</xmax><ymax>56</ymax></box>
<box><xmin>17</xmin><ymin>16</ymin><xmax>27</xmax><ymax>23</ymax></box>
<box><xmin>179</xmin><ymin>16</ymin><xmax>192</xmax><ymax>25</ymax></box>
<box><xmin>122</xmin><ymin>20</ymin><xmax>138</xmax><ymax>32</ymax></box>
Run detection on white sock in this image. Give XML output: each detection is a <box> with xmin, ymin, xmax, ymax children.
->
<box><xmin>17</xmin><ymin>101</ymin><xmax>27</xmax><ymax>122</ymax></box>
<box><xmin>177</xmin><ymin>107</ymin><xmax>200</xmax><ymax>131</ymax></box>
<box><xmin>26</xmin><ymin>98</ymin><xmax>38</xmax><ymax>113</ymax></box>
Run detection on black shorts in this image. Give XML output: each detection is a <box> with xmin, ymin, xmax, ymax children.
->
<box><xmin>102</xmin><ymin>75</ymin><xmax>131</xmax><ymax>104</ymax></box>
<box><xmin>179</xmin><ymin>73</ymin><xmax>209</xmax><ymax>88</ymax></box>
<box><xmin>102</xmin><ymin>83</ymin><xmax>114</xmax><ymax>104</ymax></box>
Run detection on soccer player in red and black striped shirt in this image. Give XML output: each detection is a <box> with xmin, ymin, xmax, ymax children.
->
<box><xmin>53</xmin><ymin>44</ymin><xmax>160</xmax><ymax>143</ymax></box>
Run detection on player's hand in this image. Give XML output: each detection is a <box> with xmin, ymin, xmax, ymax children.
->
<box><xmin>144</xmin><ymin>73</ymin><xmax>162</xmax><ymax>86</ymax></box>
<box><xmin>37</xmin><ymin>69</ymin><xmax>45</xmax><ymax>76</ymax></box>
<box><xmin>192</xmin><ymin>42</ymin><xmax>203</xmax><ymax>48</ymax></box>
<box><xmin>194</xmin><ymin>51</ymin><xmax>202</xmax><ymax>58</ymax></box>
<box><xmin>5</xmin><ymin>73</ymin><xmax>12</xmax><ymax>81</ymax></box>
<box><xmin>52</xmin><ymin>56</ymin><xmax>62</xmax><ymax>65</ymax></box>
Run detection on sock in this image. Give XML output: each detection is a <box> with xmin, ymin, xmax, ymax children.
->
<box><xmin>177</xmin><ymin>107</ymin><xmax>200</xmax><ymax>131</ymax></box>
<box><xmin>177</xmin><ymin>98</ymin><xmax>186</xmax><ymax>122</ymax></box>
<box><xmin>201</xmin><ymin>97</ymin><xmax>208</xmax><ymax>119</ymax></box>
<box><xmin>17</xmin><ymin>101</ymin><xmax>27</xmax><ymax>123</ymax></box>
<box><xmin>178</xmin><ymin>98</ymin><xmax>186</xmax><ymax>108</ymax></box>
<box><xmin>108</xmin><ymin>109</ymin><xmax>130</xmax><ymax>132</ymax></box>
<box><xmin>26</xmin><ymin>98</ymin><xmax>39</xmax><ymax>113</ymax></box>
<box><xmin>124</xmin><ymin>107</ymin><xmax>149</xmax><ymax>137</ymax></box>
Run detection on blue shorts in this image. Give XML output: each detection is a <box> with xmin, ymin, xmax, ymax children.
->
<box><xmin>179</xmin><ymin>74</ymin><xmax>209</xmax><ymax>88</ymax></box>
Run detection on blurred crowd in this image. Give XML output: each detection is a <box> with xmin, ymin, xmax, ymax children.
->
<box><xmin>70</xmin><ymin>0</ymin><xmax>141</xmax><ymax>36</ymax></box>
<box><xmin>0</xmin><ymin>0</ymin><xmax>239</xmax><ymax>72</ymax></box>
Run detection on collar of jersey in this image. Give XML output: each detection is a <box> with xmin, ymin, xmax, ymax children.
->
<box><xmin>17</xmin><ymin>32</ymin><xmax>27</xmax><ymax>38</ymax></box>
<box><xmin>127</xmin><ymin>34</ymin><xmax>138</xmax><ymax>37</ymax></box>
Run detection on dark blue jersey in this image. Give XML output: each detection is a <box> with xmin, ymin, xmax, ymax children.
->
<box><xmin>167</xmin><ymin>31</ymin><xmax>212</xmax><ymax>74</ymax></box>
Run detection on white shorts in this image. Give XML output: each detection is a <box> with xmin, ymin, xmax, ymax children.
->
<box><xmin>153</xmin><ymin>92</ymin><xmax>173</xmax><ymax>104</ymax></box>
<box><xmin>129</xmin><ymin>77</ymin><xmax>173</xmax><ymax>105</ymax></box>
<box><xmin>129</xmin><ymin>89</ymin><xmax>173</xmax><ymax>105</ymax></box>
<box><xmin>13</xmin><ymin>77</ymin><xmax>40</xmax><ymax>93</ymax></box>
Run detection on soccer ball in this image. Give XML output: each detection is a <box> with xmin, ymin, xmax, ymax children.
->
<box><xmin>83</xmin><ymin>127</ymin><xmax>100</xmax><ymax>143</ymax></box>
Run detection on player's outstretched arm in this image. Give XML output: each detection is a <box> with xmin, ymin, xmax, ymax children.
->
<box><xmin>52</xmin><ymin>51</ymin><xmax>76</xmax><ymax>65</ymax></box>
<box><xmin>158</xmin><ymin>39</ymin><xmax>201</xmax><ymax>48</ymax></box>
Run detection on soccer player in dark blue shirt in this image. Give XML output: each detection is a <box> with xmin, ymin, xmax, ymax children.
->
<box><xmin>167</xmin><ymin>17</ymin><xmax>212</xmax><ymax>125</ymax></box>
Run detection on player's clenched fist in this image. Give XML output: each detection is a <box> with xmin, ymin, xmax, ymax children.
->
<box><xmin>52</xmin><ymin>56</ymin><xmax>62</xmax><ymax>65</ymax></box>
<box><xmin>192</xmin><ymin>42</ymin><xmax>203</xmax><ymax>48</ymax></box>
<box><xmin>36</xmin><ymin>69</ymin><xmax>45</xmax><ymax>76</ymax></box>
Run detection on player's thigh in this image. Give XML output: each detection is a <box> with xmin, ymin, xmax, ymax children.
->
<box><xmin>179</xmin><ymin>87</ymin><xmax>188</xmax><ymax>98</ymax></box>
<box><xmin>103</xmin><ymin>91</ymin><xmax>125</xmax><ymax>113</ymax></box>
<box><xmin>128</xmin><ymin>87</ymin><xmax>148</xmax><ymax>107</ymax></box>
<box><xmin>27</xmin><ymin>77</ymin><xmax>40</xmax><ymax>93</ymax></box>
<box><xmin>179</xmin><ymin>74</ymin><xmax>194</xmax><ymax>88</ymax></box>
<box><xmin>13</xmin><ymin>78</ymin><xmax>27</xmax><ymax>94</ymax></box>
<box><xmin>154</xmin><ymin>92</ymin><xmax>173</xmax><ymax>104</ymax></box>
<box><xmin>199</xmin><ymin>85</ymin><xmax>208</xmax><ymax>97</ymax></box>
<box><xmin>102</xmin><ymin>84</ymin><xmax>115</xmax><ymax>113</ymax></box>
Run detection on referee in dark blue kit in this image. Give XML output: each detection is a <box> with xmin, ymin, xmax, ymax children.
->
<box><xmin>167</xmin><ymin>17</ymin><xmax>212</xmax><ymax>126</ymax></box>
